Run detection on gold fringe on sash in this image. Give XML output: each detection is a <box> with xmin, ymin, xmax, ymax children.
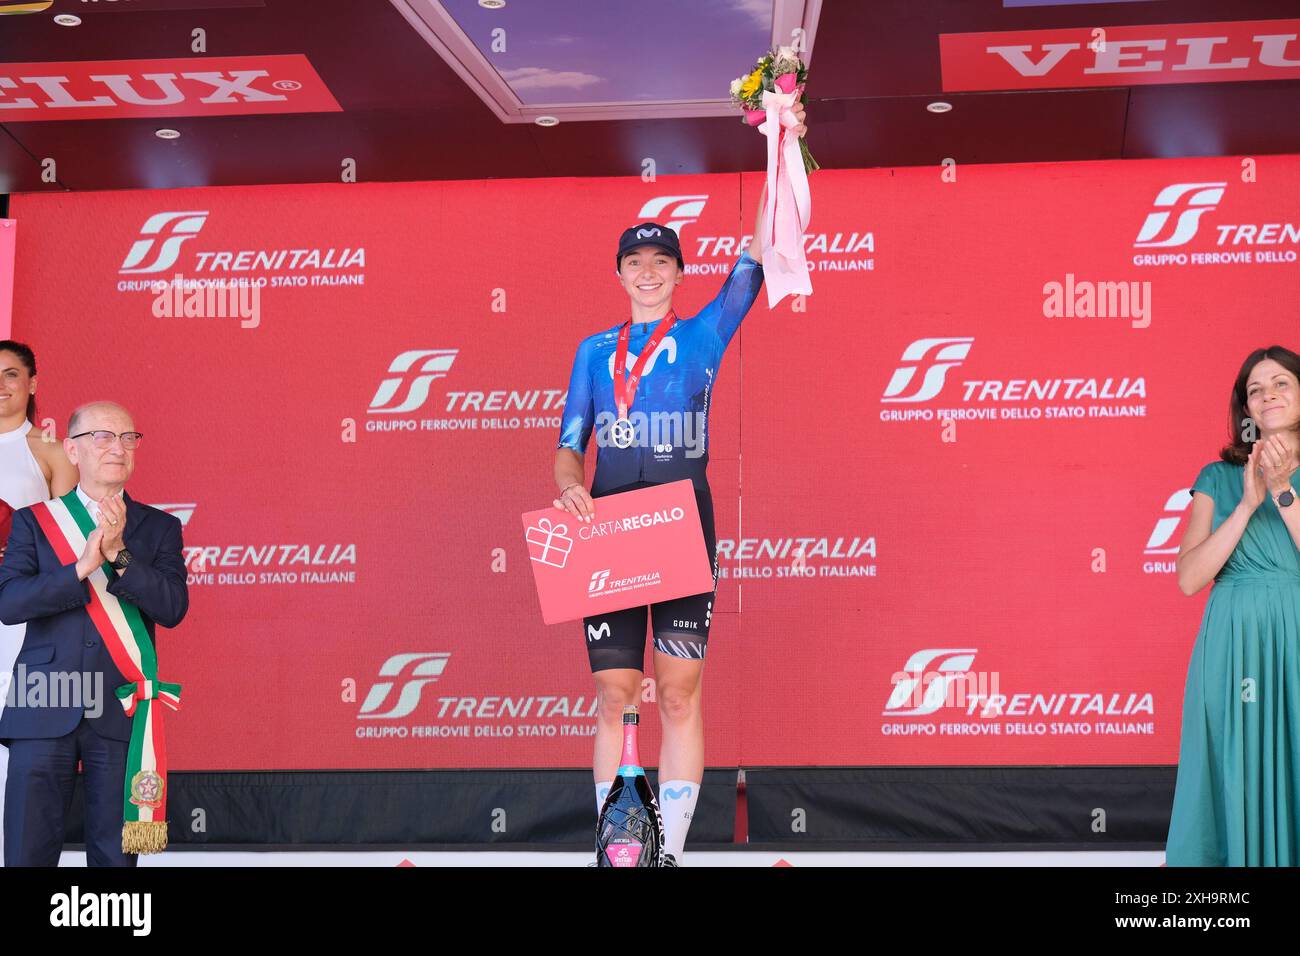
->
<box><xmin>122</xmin><ymin>820</ymin><xmax>168</xmax><ymax>855</ymax></box>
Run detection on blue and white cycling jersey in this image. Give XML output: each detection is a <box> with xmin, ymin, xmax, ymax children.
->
<box><xmin>557</xmin><ymin>250</ymin><xmax>765</xmax><ymax>494</ymax></box>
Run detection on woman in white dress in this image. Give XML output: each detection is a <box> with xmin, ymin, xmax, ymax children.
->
<box><xmin>0</xmin><ymin>340</ymin><xmax>77</xmax><ymax>860</ymax></box>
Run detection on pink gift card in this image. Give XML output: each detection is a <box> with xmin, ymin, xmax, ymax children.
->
<box><xmin>522</xmin><ymin>480</ymin><xmax>713</xmax><ymax>625</ymax></box>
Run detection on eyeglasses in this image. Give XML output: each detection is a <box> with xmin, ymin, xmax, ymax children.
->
<box><xmin>70</xmin><ymin>430</ymin><xmax>143</xmax><ymax>450</ymax></box>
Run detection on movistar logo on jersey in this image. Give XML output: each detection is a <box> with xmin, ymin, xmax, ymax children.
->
<box><xmin>606</xmin><ymin>338</ymin><xmax>676</xmax><ymax>379</ymax></box>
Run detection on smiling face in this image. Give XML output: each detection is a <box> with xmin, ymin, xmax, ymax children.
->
<box><xmin>617</xmin><ymin>244</ymin><xmax>682</xmax><ymax>312</ymax></box>
<box><xmin>1246</xmin><ymin>358</ymin><xmax>1300</xmax><ymax>440</ymax></box>
<box><xmin>0</xmin><ymin>349</ymin><xmax>35</xmax><ymax>421</ymax></box>
<box><xmin>64</xmin><ymin>403</ymin><xmax>137</xmax><ymax>489</ymax></box>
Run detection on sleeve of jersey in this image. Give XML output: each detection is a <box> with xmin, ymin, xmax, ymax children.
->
<box><xmin>702</xmin><ymin>249</ymin><xmax>766</xmax><ymax>351</ymax></box>
<box><xmin>556</xmin><ymin>338</ymin><xmax>596</xmax><ymax>453</ymax></box>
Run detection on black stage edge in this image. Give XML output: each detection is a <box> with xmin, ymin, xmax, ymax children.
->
<box><xmin>56</xmin><ymin>765</ymin><xmax>1178</xmax><ymax>850</ymax></box>
<box><xmin>746</xmin><ymin>766</ymin><xmax>1176</xmax><ymax>847</ymax></box>
<box><xmin>61</xmin><ymin>768</ymin><xmax>739</xmax><ymax>847</ymax></box>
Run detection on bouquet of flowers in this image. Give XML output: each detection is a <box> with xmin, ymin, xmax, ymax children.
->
<box><xmin>729</xmin><ymin>46</ymin><xmax>819</xmax><ymax>175</ymax></box>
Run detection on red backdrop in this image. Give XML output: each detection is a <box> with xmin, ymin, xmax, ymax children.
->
<box><xmin>9</xmin><ymin>154</ymin><xmax>1299</xmax><ymax>769</ymax></box>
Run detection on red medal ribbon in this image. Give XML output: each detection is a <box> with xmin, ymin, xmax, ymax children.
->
<box><xmin>613</xmin><ymin>309</ymin><xmax>676</xmax><ymax>420</ymax></box>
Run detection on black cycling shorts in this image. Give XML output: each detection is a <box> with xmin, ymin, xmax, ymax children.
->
<box><xmin>582</xmin><ymin>481</ymin><xmax>717</xmax><ymax>673</ymax></box>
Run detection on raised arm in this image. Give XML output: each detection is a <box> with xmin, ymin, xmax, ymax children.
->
<box><xmin>745</xmin><ymin>99</ymin><xmax>807</xmax><ymax>261</ymax></box>
<box><xmin>1176</xmin><ymin>492</ymin><xmax>1245</xmax><ymax>596</ymax></box>
<box><xmin>701</xmin><ymin>247</ymin><xmax>766</xmax><ymax>352</ymax></box>
<box><xmin>746</xmin><ymin>182</ymin><xmax>767</xmax><ymax>262</ymax></box>
<box><xmin>1177</xmin><ymin>455</ymin><xmax>1261</xmax><ymax>596</ymax></box>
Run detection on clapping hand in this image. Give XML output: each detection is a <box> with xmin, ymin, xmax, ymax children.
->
<box><xmin>1259</xmin><ymin>433</ymin><xmax>1299</xmax><ymax>497</ymax></box>
<box><xmin>76</xmin><ymin>527</ymin><xmax>105</xmax><ymax>580</ymax></box>
<box><xmin>98</xmin><ymin>494</ymin><xmax>127</xmax><ymax>560</ymax></box>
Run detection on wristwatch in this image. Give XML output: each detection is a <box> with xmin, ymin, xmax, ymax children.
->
<box><xmin>1276</xmin><ymin>489</ymin><xmax>1296</xmax><ymax>508</ymax></box>
<box><xmin>111</xmin><ymin>548</ymin><xmax>133</xmax><ymax>570</ymax></box>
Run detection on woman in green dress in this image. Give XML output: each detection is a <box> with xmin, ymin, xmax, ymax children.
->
<box><xmin>1167</xmin><ymin>344</ymin><xmax>1300</xmax><ymax>866</ymax></box>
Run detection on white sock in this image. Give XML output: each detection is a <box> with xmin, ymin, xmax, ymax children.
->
<box><xmin>658</xmin><ymin>779</ymin><xmax>700</xmax><ymax>860</ymax></box>
<box><xmin>595</xmin><ymin>779</ymin><xmax>614</xmax><ymax>817</ymax></box>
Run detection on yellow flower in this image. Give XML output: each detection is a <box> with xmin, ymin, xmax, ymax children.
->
<box><xmin>740</xmin><ymin>68</ymin><xmax>763</xmax><ymax>98</ymax></box>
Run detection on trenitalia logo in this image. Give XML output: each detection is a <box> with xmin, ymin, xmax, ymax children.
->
<box><xmin>883</xmin><ymin>649</ymin><xmax>1155</xmax><ymax>723</ymax></box>
<box><xmin>121</xmin><ymin>211</ymin><xmax>209</xmax><ymax>274</ymax></box>
<box><xmin>885</xmin><ymin>649</ymin><xmax>979</xmax><ymax>717</ymax></box>
<box><xmin>369</xmin><ymin>350</ymin><xmax>459</xmax><ymax>414</ymax></box>
<box><xmin>939</xmin><ymin>19</ymin><xmax>1300</xmax><ymax>92</ymax></box>
<box><xmin>358</xmin><ymin>653</ymin><xmax>451</xmax><ymax>720</ymax></box>
<box><xmin>880</xmin><ymin>337</ymin><xmax>1147</xmax><ymax>414</ymax></box>
<box><xmin>364</xmin><ymin>349</ymin><xmax>567</xmax><ymax>434</ymax></box>
<box><xmin>881</xmin><ymin>338</ymin><xmax>974</xmax><ymax>403</ymax></box>
<box><xmin>0</xmin><ymin>55</ymin><xmax>342</xmax><ymax>122</ymax></box>
<box><xmin>1134</xmin><ymin>183</ymin><xmax>1226</xmax><ymax>248</ymax></box>
<box><xmin>1131</xmin><ymin>182</ymin><xmax>1298</xmax><ymax>267</ymax></box>
<box><xmin>637</xmin><ymin>195</ymin><xmax>708</xmax><ymax>236</ymax></box>
<box><xmin>152</xmin><ymin>503</ymin><xmax>197</xmax><ymax>527</ymax></box>
<box><xmin>1144</xmin><ymin>488</ymin><xmax>1195</xmax><ymax>554</ymax></box>
<box><xmin>116</xmin><ymin>210</ymin><xmax>367</xmax><ymax>288</ymax></box>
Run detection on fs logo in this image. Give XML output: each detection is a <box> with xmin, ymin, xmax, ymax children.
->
<box><xmin>358</xmin><ymin>652</ymin><xmax>450</xmax><ymax>719</ymax></box>
<box><xmin>881</xmin><ymin>338</ymin><xmax>974</xmax><ymax>403</ymax></box>
<box><xmin>1144</xmin><ymin>487</ymin><xmax>1195</xmax><ymax>554</ymax></box>
<box><xmin>1134</xmin><ymin>183</ymin><xmax>1227</xmax><ymax>248</ymax></box>
<box><xmin>589</xmin><ymin>569</ymin><xmax>611</xmax><ymax>594</ymax></box>
<box><xmin>152</xmin><ymin>503</ymin><xmax>197</xmax><ymax>527</ymax></box>
<box><xmin>368</xmin><ymin>349</ymin><xmax>458</xmax><ymax>414</ymax></box>
<box><xmin>120</xmin><ymin>211</ymin><xmax>209</xmax><ymax>274</ymax></box>
<box><xmin>884</xmin><ymin>648</ymin><xmax>977</xmax><ymax>717</ymax></box>
<box><xmin>636</xmin><ymin>195</ymin><xmax>708</xmax><ymax>237</ymax></box>
<box><xmin>607</xmin><ymin>338</ymin><xmax>676</xmax><ymax>380</ymax></box>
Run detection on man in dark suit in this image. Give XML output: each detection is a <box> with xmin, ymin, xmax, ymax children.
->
<box><xmin>0</xmin><ymin>400</ymin><xmax>187</xmax><ymax>866</ymax></box>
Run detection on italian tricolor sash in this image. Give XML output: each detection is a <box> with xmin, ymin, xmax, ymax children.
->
<box><xmin>31</xmin><ymin>490</ymin><xmax>181</xmax><ymax>855</ymax></box>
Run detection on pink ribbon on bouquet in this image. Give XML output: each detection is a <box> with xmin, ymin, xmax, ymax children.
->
<box><xmin>745</xmin><ymin>73</ymin><xmax>812</xmax><ymax>308</ymax></box>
